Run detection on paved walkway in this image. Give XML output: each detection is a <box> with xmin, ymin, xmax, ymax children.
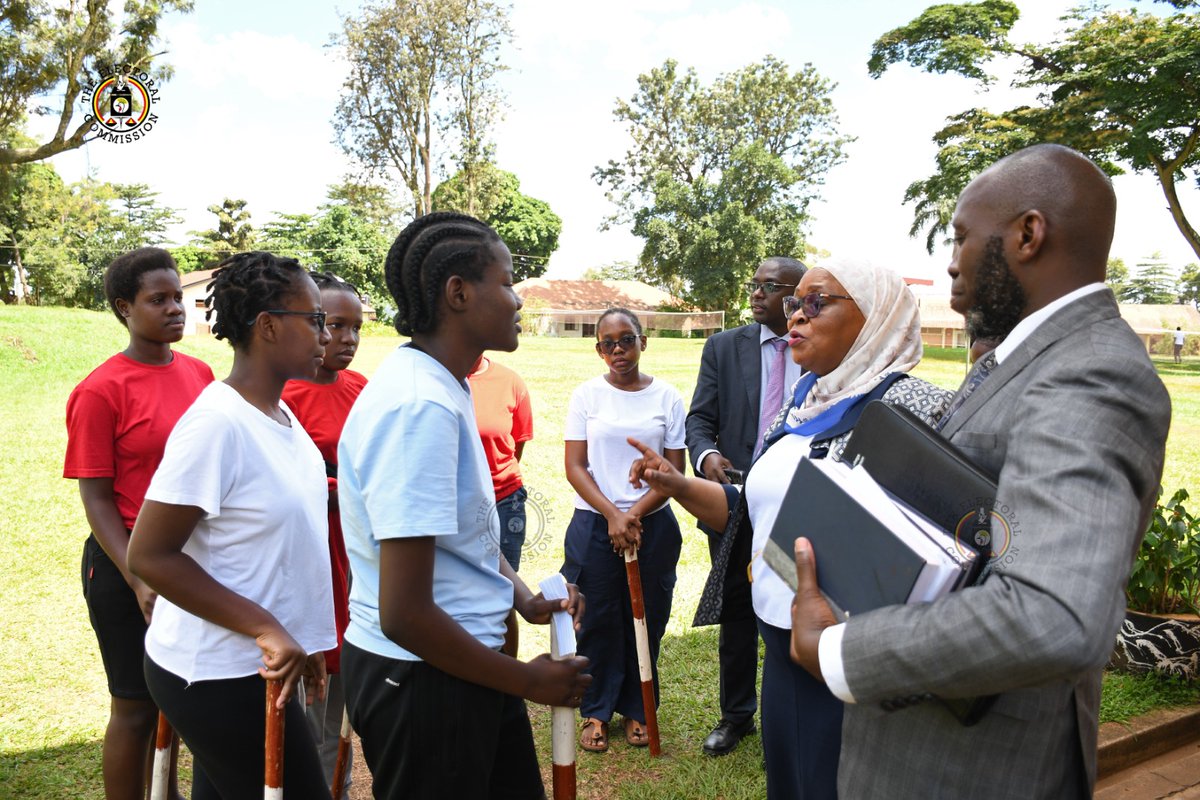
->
<box><xmin>1097</xmin><ymin>739</ymin><xmax>1200</xmax><ymax>799</ymax></box>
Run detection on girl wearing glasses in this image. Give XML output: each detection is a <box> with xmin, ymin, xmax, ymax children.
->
<box><xmin>630</xmin><ymin>261</ymin><xmax>951</xmax><ymax>799</ymax></box>
<box><xmin>337</xmin><ymin>213</ymin><xmax>589</xmax><ymax>800</ymax></box>
<box><xmin>564</xmin><ymin>307</ymin><xmax>687</xmax><ymax>752</ymax></box>
<box><xmin>128</xmin><ymin>252</ymin><xmax>336</xmax><ymax>799</ymax></box>
<box><xmin>64</xmin><ymin>247</ymin><xmax>213</xmax><ymax>800</ymax></box>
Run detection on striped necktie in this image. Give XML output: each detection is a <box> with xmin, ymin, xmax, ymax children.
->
<box><xmin>755</xmin><ymin>338</ymin><xmax>788</xmax><ymax>457</ymax></box>
<box><xmin>937</xmin><ymin>351</ymin><xmax>997</xmax><ymax>431</ymax></box>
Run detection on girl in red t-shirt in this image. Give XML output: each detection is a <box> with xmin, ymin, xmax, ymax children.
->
<box><xmin>64</xmin><ymin>247</ymin><xmax>214</xmax><ymax>800</ymax></box>
<box><xmin>280</xmin><ymin>272</ymin><xmax>367</xmax><ymax>794</ymax></box>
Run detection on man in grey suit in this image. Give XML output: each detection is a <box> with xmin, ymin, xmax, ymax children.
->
<box><xmin>788</xmin><ymin>144</ymin><xmax>1171</xmax><ymax>798</ymax></box>
<box><xmin>685</xmin><ymin>256</ymin><xmax>806</xmax><ymax>755</ymax></box>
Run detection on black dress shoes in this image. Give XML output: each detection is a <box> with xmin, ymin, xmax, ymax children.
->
<box><xmin>702</xmin><ymin>717</ymin><xmax>756</xmax><ymax>756</ymax></box>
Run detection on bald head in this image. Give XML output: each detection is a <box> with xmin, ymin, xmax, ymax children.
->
<box><xmin>966</xmin><ymin>143</ymin><xmax>1116</xmax><ymax>281</ymax></box>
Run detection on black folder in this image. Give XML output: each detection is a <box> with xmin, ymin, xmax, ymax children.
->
<box><xmin>763</xmin><ymin>458</ymin><xmax>948</xmax><ymax>617</ymax></box>
<box><xmin>842</xmin><ymin>400</ymin><xmax>1000</xmax><ymax>726</ymax></box>
<box><xmin>841</xmin><ymin>400</ymin><xmax>997</xmax><ymax>576</ymax></box>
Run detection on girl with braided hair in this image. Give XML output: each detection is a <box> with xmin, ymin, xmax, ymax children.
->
<box><xmin>338</xmin><ymin>212</ymin><xmax>591</xmax><ymax>799</ymax></box>
<box><xmin>128</xmin><ymin>251</ymin><xmax>336</xmax><ymax>799</ymax></box>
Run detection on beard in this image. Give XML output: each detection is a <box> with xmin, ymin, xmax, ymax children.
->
<box><xmin>965</xmin><ymin>236</ymin><xmax>1025</xmax><ymax>341</ymax></box>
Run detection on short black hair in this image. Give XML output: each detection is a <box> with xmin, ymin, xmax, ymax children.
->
<box><xmin>205</xmin><ymin>251</ymin><xmax>308</xmax><ymax>348</ymax></box>
<box><xmin>762</xmin><ymin>256</ymin><xmax>807</xmax><ymax>285</ymax></box>
<box><xmin>597</xmin><ymin>306</ymin><xmax>643</xmax><ymax>335</ymax></box>
<box><xmin>384</xmin><ymin>212</ymin><xmax>502</xmax><ymax>336</ymax></box>
<box><xmin>103</xmin><ymin>247</ymin><xmax>179</xmax><ymax>326</ymax></box>
<box><xmin>310</xmin><ymin>270</ymin><xmax>360</xmax><ymax>297</ymax></box>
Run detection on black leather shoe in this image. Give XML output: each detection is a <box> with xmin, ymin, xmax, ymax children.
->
<box><xmin>702</xmin><ymin>718</ymin><xmax>756</xmax><ymax>756</ymax></box>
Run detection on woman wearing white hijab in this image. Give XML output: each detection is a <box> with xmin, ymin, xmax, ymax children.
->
<box><xmin>630</xmin><ymin>258</ymin><xmax>952</xmax><ymax>799</ymax></box>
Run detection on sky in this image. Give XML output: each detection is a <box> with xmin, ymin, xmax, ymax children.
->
<box><xmin>32</xmin><ymin>0</ymin><xmax>1200</xmax><ymax>292</ymax></box>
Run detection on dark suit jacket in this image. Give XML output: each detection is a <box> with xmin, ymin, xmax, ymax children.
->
<box><xmin>836</xmin><ymin>289</ymin><xmax>1171</xmax><ymax>799</ymax></box>
<box><xmin>685</xmin><ymin>323</ymin><xmax>765</xmax><ymax>477</ymax></box>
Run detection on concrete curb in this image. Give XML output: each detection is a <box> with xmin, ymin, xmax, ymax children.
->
<box><xmin>1097</xmin><ymin>705</ymin><xmax>1200</xmax><ymax>778</ymax></box>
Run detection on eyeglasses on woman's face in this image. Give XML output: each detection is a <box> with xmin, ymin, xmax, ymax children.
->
<box><xmin>744</xmin><ymin>281</ymin><xmax>796</xmax><ymax>295</ymax></box>
<box><xmin>596</xmin><ymin>334</ymin><xmax>640</xmax><ymax>354</ymax></box>
<box><xmin>256</xmin><ymin>309</ymin><xmax>328</xmax><ymax>331</ymax></box>
<box><xmin>782</xmin><ymin>292</ymin><xmax>854</xmax><ymax>320</ymax></box>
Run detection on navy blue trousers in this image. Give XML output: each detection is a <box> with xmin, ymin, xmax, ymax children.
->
<box><xmin>758</xmin><ymin>620</ymin><xmax>842</xmax><ymax>800</ymax></box>
<box><xmin>562</xmin><ymin>506</ymin><xmax>680</xmax><ymax>723</ymax></box>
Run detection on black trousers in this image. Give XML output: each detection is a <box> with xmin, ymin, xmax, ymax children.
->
<box><xmin>562</xmin><ymin>506</ymin><xmax>680</xmax><ymax>724</ymax></box>
<box><xmin>757</xmin><ymin>621</ymin><xmax>841</xmax><ymax>800</ymax></box>
<box><xmin>144</xmin><ymin>656</ymin><xmax>331</xmax><ymax>800</ymax></box>
<box><xmin>342</xmin><ymin>642</ymin><xmax>544</xmax><ymax>800</ymax></box>
<box><xmin>708</xmin><ymin>530</ymin><xmax>759</xmax><ymax>725</ymax></box>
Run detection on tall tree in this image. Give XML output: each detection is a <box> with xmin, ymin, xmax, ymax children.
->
<box><xmin>307</xmin><ymin>205</ymin><xmax>392</xmax><ymax>314</ymax></box>
<box><xmin>257</xmin><ymin>196</ymin><xmax>393</xmax><ymax>318</ymax></box>
<box><xmin>258</xmin><ymin>213</ymin><xmax>317</xmax><ymax>261</ymax></box>
<box><xmin>869</xmin><ymin>0</ymin><xmax>1200</xmax><ymax>259</ymax></box>
<box><xmin>1180</xmin><ymin>263</ymin><xmax>1200</xmax><ymax>308</ymax></box>
<box><xmin>449</xmin><ymin>0</ymin><xmax>510</xmax><ymax>216</ymax></box>
<box><xmin>594</xmin><ymin>57</ymin><xmax>850</xmax><ymax>314</ymax></box>
<box><xmin>0</xmin><ymin>0</ymin><xmax>192</xmax><ymax>165</ymax></box>
<box><xmin>325</xmin><ymin>177</ymin><xmax>403</xmax><ymax>232</ymax></box>
<box><xmin>3</xmin><ymin>170</ymin><xmax>128</xmax><ymax>307</ymax></box>
<box><xmin>1106</xmin><ymin>257</ymin><xmax>1130</xmax><ymax>299</ymax></box>
<box><xmin>333</xmin><ymin>0</ymin><xmax>511</xmax><ymax>218</ymax></box>
<box><xmin>1122</xmin><ymin>254</ymin><xmax>1179</xmax><ymax>304</ymax></box>
<box><xmin>111</xmin><ymin>183</ymin><xmax>181</xmax><ymax>247</ymax></box>
<box><xmin>1</xmin><ymin>147</ymin><xmax>127</xmax><ymax>306</ymax></box>
<box><xmin>190</xmin><ymin>198</ymin><xmax>256</xmax><ymax>260</ymax></box>
<box><xmin>433</xmin><ymin>164</ymin><xmax>562</xmax><ymax>279</ymax></box>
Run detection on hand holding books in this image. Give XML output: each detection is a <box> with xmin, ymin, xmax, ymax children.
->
<box><xmin>789</xmin><ymin>537</ymin><xmax>838</xmax><ymax>681</ymax></box>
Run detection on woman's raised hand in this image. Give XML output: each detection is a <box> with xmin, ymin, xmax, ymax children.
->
<box><xmin>627</xmin><ymin>437</ymin><xmax>688</xmax><ymax>497</ymax></box>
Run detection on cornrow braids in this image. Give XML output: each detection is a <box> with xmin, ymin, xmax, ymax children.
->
<box><xmin>103</xmin><ymin>247</ymin><xmax>179</xmax><ymax>326</ymax></box>
<box><xmin>384</xmin><ymin>212</ymin><xmax>501</xmax><ymax>336</ymax></box>
<box><xmin>597</xmin><ymin>306</ymin><xmax>643</xmax><ymax>336</ymax></box>
<box><xmin>205</xmin><ymin>251</ymin><xmax>307</xmax><ymax>348</ymax></box>
<box><xmin>310</xmin><ymin>270</ymin><xmax>360</xmax><ymax>297</ymax></box>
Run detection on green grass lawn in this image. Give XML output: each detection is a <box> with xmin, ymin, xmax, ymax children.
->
<box><xmin>1</xmin><ymin>307</ymin><xmax>1197</xmax><ymax>799</ymax></box>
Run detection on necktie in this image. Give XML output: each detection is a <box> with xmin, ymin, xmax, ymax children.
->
<box><xmin>937</xmin><ymin>351</ymin><xmax>997</xmax><ymax>431</ymax></box>
<box><xmin>756</xmin><ymin>338</ymin><xmax>789</xmax><ymax>457</ymax></box>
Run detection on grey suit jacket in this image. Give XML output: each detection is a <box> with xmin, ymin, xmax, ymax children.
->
<box><xmin>836</xmin><ymin>289</ymin><xmax>1171</xmax><ymax>799</ymax></box>
<box><xmin>685</xmin><ymin>322</ymin><xmax>764</xmax><ymax>476</ymax></box>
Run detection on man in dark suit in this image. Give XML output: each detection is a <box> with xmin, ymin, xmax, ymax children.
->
<box><xmin>789</xmin><ymin>144</ymin><xmax>1171</xmax><ymax>797</ymax></box>
<box><xmin>686</xmin><ymin>255</ymin><xmax>807</xmax><ymax>755</ymax></box>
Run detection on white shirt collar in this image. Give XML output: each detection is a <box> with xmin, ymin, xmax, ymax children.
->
<box><xmin>993</xmin><ymin>283</ymin><xmax>1107</xmax><ymax>364</ymax></box>
<box><xmin>759</xmin><ymin>324</ymin><xmax>785</xmax><ymax>345</ymax></box>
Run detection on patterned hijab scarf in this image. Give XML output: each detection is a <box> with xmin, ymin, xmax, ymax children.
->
<box><xmin>783</xmin><ymin>258</ymin><xmax>924</xmax><ymax>433</ymax></box>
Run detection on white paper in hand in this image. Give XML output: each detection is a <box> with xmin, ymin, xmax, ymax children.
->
<box><xmin>538</xmin><ymin>573</ymin><xmax>577</xmax><ymax>657</ymax></box>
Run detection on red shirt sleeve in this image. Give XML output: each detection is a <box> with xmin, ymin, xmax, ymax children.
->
<box><xmin>64</xmin><ymin>384</ymin><xmax>117</xmax><ymax>478</ymax></box>
<box><xmin>511</xmin><ymin>376</ymin><xmax>533</xmax><ymax>444</ymax></box>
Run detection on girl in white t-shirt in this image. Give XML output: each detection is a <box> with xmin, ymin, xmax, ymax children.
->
<box><xmin>128</xmin><ymin>252</ymin><xmax>336</xmax><ymax>799</ymax></box>
<box><xmin>563</xmin><ymin>307</ymin><xmax>687</xmax><ymax>753</ymax></box>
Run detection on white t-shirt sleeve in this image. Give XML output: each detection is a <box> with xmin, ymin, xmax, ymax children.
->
<box><xmin>356</xmin><ymin>399</ymin><xmax>461</xmax><ymax>540</ymax></box>
<box><xmin>563</xmin><ymin>384</ymin><xmax>588</xmax><ymax>441</ymax></box>
<box><xmin>664</xmin><ymin>387</ymin><xmax>687</xmax><ymax>450</ymax></box>
<box><xmin>145</xmin><ymin>405</ymin><xmax>236</xmax><ymax>518</ymax></box>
